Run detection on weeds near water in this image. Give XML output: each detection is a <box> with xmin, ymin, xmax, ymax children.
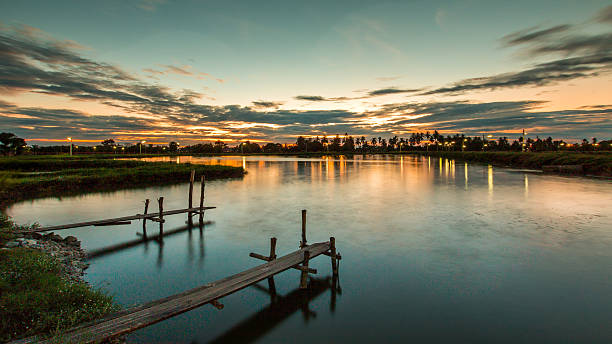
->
<box><xmin>0</xmin><ymin>248</ymin><xmax>118</xmax><ymax>342</ymax></box>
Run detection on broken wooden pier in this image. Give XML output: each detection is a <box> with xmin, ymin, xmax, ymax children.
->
<box><xmin>13</xmin><ymin>211</ymin><xmax>341</xmax><ymax>344</ymax></box>
<box><xmin>10</xmin><ymin>170</ymin><xmax>343</xmax><ymax>344</ymax></box>
<box><xmin>18</xmin><ymin>172</ymin><xmax>211</xmax><ymax>233</ymax></box>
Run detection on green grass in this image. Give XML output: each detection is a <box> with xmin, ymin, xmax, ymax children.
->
<box><xmin>0</xmin><ymin>156</ymin><xmax>245</xmax><ymax>207</ymax></box>
<box><xmin>0</xmin><ymin>248</ymin><xmax>118</xmax><ymax>342</ymax></box>
<box><xmin>0</xmin><ymin>213</ymin><xmax>116</xmax><ymax>342</ymax></box>
<box><xmin>407</xmin><ymin>151</ymin><xmax>612</xmax><ymax>176</ymax></box>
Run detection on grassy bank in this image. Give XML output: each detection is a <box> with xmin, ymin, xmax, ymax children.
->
<box><xmin>0</xmin><ymin>156</ymin><xmax>245</xmax><ymax>207</ymax></box>
<box><xmin>0</xmin><ymin>215</ymin><xmax>118</xmax><ymax>342</ymax></box>
<box><xmin>407</xmin><ymin>151</ymin><xmax>612</xmax><ymax>176</ymax></box>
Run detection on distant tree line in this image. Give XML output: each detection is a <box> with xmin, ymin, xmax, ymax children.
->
<box><xmin>2</xmin><ymin>131</ymin><xmax>611</xmax><ymax>156</ymax></box>
<box><xmin>222</xmin><ymin>132</ymin><xmax>611</xmax><ymax>153</ymax></box>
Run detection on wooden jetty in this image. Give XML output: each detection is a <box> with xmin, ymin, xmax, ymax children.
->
<box><xmin>23</xmin><ymin>206</ymin><xmax>216</xmax><ymax>233</ymax></box>
<box><xmin>13</xmin><ymin>239</ymin><xmax>340</xmax><ymax>344</ymax></box>
<box><xmin>17</xmin><ymin>172</ymin><xmax>211</xmax><ymax>233</ymax></box>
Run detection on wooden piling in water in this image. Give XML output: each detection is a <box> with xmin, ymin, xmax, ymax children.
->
<box><xmin>300</xmin><ymin>209</ymin><xmax>307</xmax><ymax>248</ymax></box>
<box><xmin>199</xmin><ymin>175</ymin><xmax>206</xmax><ymax>224</ymax></box>
<box><xmin>250</xmin><ymin>238</ymin><xmax>316</xmax><ymax>274</ymax></box>
<box><xmin>300</xmin><ymin>250</ymin><xmax>310</xmax><ymax>289</ymax></box>
<box><xmin>188</xmin><ymin>170</ymin><xmax>195</xmax><ymax>225</ymax></box>
<box><xmin>267</xmin><ymin>237</ymin><xmax>277</xmax><ymax>297</ymax></box>
<box><xmin>330</xmin><ymin>237</ymin><xmax>338</xmax><ymax>275</ymax></box>
<box><xmin>158</xmin><ymin>197</ymin><xmax>164</xmax><ymax>239</ymax></box>
<box><xmin>142</xmin><ymin>199</ymin><xmax>150</xmax><ymax>238</ymax></box>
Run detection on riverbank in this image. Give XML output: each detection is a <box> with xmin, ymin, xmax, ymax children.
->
<box><xmin>0</xmin><ymin>156</ymin><xmax>245</xmax><ymax>208</ymax></box>
<box><xmin>404</xmin><ymin>151</ymin><xmax>612</xmax><ymax>177</ymax></box>
<box><xmin>0</xmin><ymin>214</ymin><xmax>118</xmax><ymax>342</ymax></box>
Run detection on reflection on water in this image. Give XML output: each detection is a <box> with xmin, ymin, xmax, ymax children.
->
<box><xmin>208</xmin><ymin>276</ymin><xmax>341</xmax><ymax>344</ymax></box>
<box><xmin>7</xmin><ymin>155</ymin><xmax>612</xmax><ymax>343</ymax></box>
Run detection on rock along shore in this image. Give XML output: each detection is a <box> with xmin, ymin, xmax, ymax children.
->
<box><xmin>2</xmin><ymin>232</ymin><xmax>89</xmax><ymax>282</ymax></box>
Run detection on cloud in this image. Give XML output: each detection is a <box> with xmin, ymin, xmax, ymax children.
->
<box><xmin>376</xmin><ymin>76</ymin><xmax>403</xmax><ymax>82</ymax></box>
<box><xmin>595</xmin><ymin>4</ymin><xmax>612</xmax><ymax>23</ymax></box>
<box><xmin>502</xmin><ymin>25</ymin><xmax>571</xmax><ymax>46</ymax></box>
<box><xmin>425</xmin><ymin>14</ymin><xmax>612</xmax><ymax>96</ymax></box>
<box><xmin>295</xmin><ymin>95</ymin><xmax>327</xmax><ymax>101</ymax></box>
<box><xmin>368</xmin><ymin>87</ymin><xmax>421</xmax><ymax>96</ymax></box>
<box><xmin>1</xmin><ymin>22</ymin><xmax>610</xmax><ymax>143</ymax></box>
<box><xmin>142</xmin><ymin>64</ymin><xmax>210</xmax><ymax>80</ymax></box>
<box><xmin>423</xmin><ymin>54</ymin><xmax>611</xmax><ymax>95</ymax></box>
<box><xmin>355</xmin><ymin>100</ymin><xmax>612</xmax><ymax>139</ymax></box>
<box><xmin>138</xmin><ymin>0</ymin><xmax>166</xmax><ymax>11</ymax></box>
<box><xmin>252</xmin><ymin>100</ymin><xmax>283</xmax><ymax>108</ymax></box>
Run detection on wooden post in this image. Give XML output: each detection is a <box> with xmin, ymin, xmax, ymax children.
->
<box><xmin>142</xmin><ymin>199</ymin><xmax>150</xmax><ymax>238</ymax></box>
<box><xmin>158</xmin><ymin>197</ymin><xmax>164</xmax><ymax>240</ymax></box>
<box><xmin>331</xmin><ymin>274</ymin><xmax>338</xmax><ymax>312</ymax></box>
<box><xmin>300</xmin><ymin>250</ymin><xmax>310</xmax><ymax>289</ymax></box>
<box><xmin>267</xmin><ymin>237</ymin><xmax>277</xmax><ymax>300</ymax></box>
<box><xmin>300</xmin><ymin>209</ymin><xmax>307</xmax><ymax>248</ymax></box>
<box><xmin>330</xmin><ymin>237</ymin><xmax>338</xmax><ymax>275</ymax></box>
<box><xmin>269</xmin><ymin>237</ymin><xmax>277</xmax><ymax>260</ymax></box>
<box><xmin>188</xmin><ymin>170</ymin><xmax>195</xmax><ymax>225</ymax></box>
<box><xmin>199</xmin><ymin>175</ymin><xmax>206</xmax><ymax>224</ymax></box>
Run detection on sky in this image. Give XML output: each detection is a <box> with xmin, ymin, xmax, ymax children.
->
<box><xmin>1</xmin><ymin>0</ymin><xmax>611</xmax><ymax>145</ymax></box>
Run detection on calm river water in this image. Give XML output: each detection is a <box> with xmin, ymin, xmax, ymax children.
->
<box><xmin>7</xmin><ymin>155</ymin><xmax>612</xmax><ymax>343</ymax></box>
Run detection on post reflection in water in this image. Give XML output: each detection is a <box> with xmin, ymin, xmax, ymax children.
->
<box><xmin>464</xmin><ymin>162</ymin><xmax>469</xmax><ymax>189</ymax></box>
<box><xmin>207</xmin><ymin>275</ymin><xmax>341</xmax><ymax>344</ymax></box>
<box><xmin>87</xmin><ymin>220</ymin><xmax>208</xmax><ymax>269</ymax></box>
<box><xmin>524</xmin><ymin>174</ymin><xmax>529</xmax><ymax>199</ymax></box>
<box><xmin>488</xmin><ymin>164</ymin><xmax>494</xmax><ymax>196</ymax></box>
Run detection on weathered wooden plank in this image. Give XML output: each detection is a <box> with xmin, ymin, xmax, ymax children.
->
<box><xmin>17</xmin><ymin>207</ymin><xmax>216</xmax><ymax>233</ymax></box>
<box><xmin>12</xmin><ymin>242</ymin><xmax>330</xmax><ymax>344</ymax></box>
<box><xmin>92</xmin><ymin>221</ymin><xmax>131</xmax><ymax>227</ymax></box>
<box><xmin>249</xmin><ymin>252</ymin><xmax>317</xmax><ymax>273</ymax></box>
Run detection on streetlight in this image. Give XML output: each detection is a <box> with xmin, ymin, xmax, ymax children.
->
<box><xmin>140</xmin><ymin>140</ymin><xmax>146</xmax><ymax>154</ymax></box>
<box><xmin>67</xmin><ymin>137</ymin><xmax>72</xmax><ymax>156</ymax></box>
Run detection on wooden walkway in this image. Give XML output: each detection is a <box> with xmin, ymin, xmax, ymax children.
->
<box><xmin>20</xmin><ymin>206</ymin><xmax>216</xmax><ymax>233</ymax></box>
<box><xmin>13</xmin><ymin>242</ymin><xmax>333</xmax><ymax>344</ymax></box>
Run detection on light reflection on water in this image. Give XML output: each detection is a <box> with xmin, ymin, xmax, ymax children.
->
<box><xmin>7</xmin><ymin>155</ymin><xmax>612</xmax><ymax>343</ymax></box>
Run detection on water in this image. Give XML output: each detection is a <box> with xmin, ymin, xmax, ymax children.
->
<box><xmin>7</xmin><ymin>155</ymin><xmax>612</xmax><ymax>343</ymax></box>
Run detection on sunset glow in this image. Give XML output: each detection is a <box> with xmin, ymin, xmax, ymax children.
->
<box><xmin>1</xmin><ymin>1</ymin><xmax>611</xmax><ymax>145</ymax></box>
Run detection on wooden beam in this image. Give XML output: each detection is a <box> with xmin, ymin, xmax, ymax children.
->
<box><xmin>249</xmin><ymin>252</ymin><xmax>316</xmax><ymax>274</ymax></box>
<box><xmin>93</xmin><ymin>221</ymin><xmax>131</xmax><ymax>227</ymax></box>
<box><xmin>322</xmin><ymin>251</ymin><xmax>342</xmax><ymax>260</ymax></box>
<box><xmin>209</xmin><ymin>300</ymin><xmax>224</xmax><ymax>310</ymax></box>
